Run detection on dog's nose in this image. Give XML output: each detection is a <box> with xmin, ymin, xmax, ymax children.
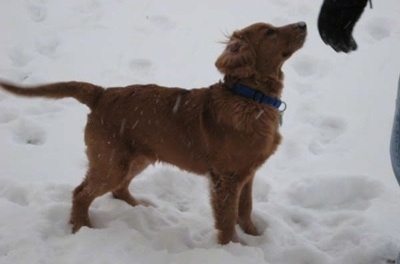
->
<box><xmin>297</xmin><ymin>21</ymin><xmax>307</xmax><ymax>30</ymax></box>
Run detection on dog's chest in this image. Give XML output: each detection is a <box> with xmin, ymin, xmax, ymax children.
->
<box><xmin>209</xmin><ymin>106</ymin><xmax>281</xmax><ymax>167</ymax></box>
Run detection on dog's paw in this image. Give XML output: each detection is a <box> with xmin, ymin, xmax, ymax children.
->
<box><xmin>218</xmin><ymin>231</ymin><xmax>240</xmax><ymax>245</ymax></box>
<box><xmin>70</xmin><ymin>217</ymin><xmax>93</xmax><ymax>234</ymax></box>
<box><xmin>239</xmin><ymin>220</ymin><xmax>261</xmax><ymax>236</ymax></box>
<box><xmin>137</xmin><ymin>198</ymin><xmax>155</xmax><ymax>208</ymax></box>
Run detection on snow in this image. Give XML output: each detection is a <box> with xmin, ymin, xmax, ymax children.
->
<box><xmin>1</xmin><ymin>0</ymin><xmax>400</xmax><ymax>263</ymax></box>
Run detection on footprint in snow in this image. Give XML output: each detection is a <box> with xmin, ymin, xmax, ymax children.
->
<box><xmin>291</xmin><ymin>55</ymin><xmax>332</xmax><ymax>78</ymax></box>
<box><xmin>307</xmin><ymin>115</ymin><xmax>347</xmax><ymax>155</ymax></box>
<box><xmin>287</xmin><ymin>175</ymin><xmax>382</xmax><ymax>211</ymax></box>
<box><xmin>129</xmin><ymin>58</ymin><xmax>153</xmax><ymax>71</ymax></box>
<box><xmin>35</xmin><ymin>34</ymin><xmax>59</xmax><ymax>57</ymax></box>
<box><xmin>365</xmin><ymin>17</ymin><xmax>393</xmax><ymax>41</ymax></box>
<box><xmin>8</xmin><ymin>48</ymin><xmax>32</xmax><ymax>67</ymax></box>
<box><xmin>128</xmin><ymin>58</ymin><xmax>154</xmax><ymax>77</ymax></box>
<box><xmin>73</xmin><ymin>0</ymin><xmax>100</xmax><ymax>13</ymax></box>
<box><xmin>0</xmin><ymin>107</ymin><xmax>19</xmax><ymax>124</ymax></box>
<box><xmin>146</xmin><ymin>15</ymin><xmax>176</xmax><ymax>31</ymax></box>
<box><xmin>1</xmin><ymin>183</ymin><xmax>31</xmax><ymax>206</ymax></box>
<box><xmin>13</xmin><ymin>119</ymin><xmax>46</xmax><ymax>145</ymax></box>
<box><xmin>26</xmin><ymin>1</ymin><xmax>47</xmax><ymax>22</ymax></box>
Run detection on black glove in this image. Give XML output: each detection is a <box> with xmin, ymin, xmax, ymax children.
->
<box><xmin>318</xmin><ymin>0</ymin><xmax>369</xmax><ymax>53</ymax></box>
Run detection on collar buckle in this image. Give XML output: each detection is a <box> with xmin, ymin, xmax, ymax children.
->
<box><xmin>252</xmin><ymin>90</ymin><xmax>265</xmax><ymax>103</ymax></box>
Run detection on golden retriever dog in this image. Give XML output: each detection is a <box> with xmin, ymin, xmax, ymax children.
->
<box><xmin>0</xmin><ymin>21</ymin><xmax>307</xmax><ymax>244</ymax></box>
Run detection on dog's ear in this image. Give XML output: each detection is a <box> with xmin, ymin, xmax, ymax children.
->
<box><xmin>215</xmin><ymin>37</ymin><xmax>256</xmax><ymax>78</ymax></box>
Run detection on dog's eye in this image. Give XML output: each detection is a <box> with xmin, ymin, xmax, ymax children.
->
<box><xmin>265</xmin><ymin>29</ymin><xmax>276</xmax><ymax>36</ymax></box>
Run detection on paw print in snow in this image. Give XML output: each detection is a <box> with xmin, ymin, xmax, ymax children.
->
<box><xmin>365</xmin><ymin>17</ymin><xmax>393</xmax><ymax>41</ymax></box>
<box><xmin>26</xmin><ymin>1</ymin><xmax>47</xmax><ymax>22</ymax></box>
<box><xmin>0</xmin><ymin>107</ymin><xmax>19</xmax><ymax>124</ymax></box>
<box><xmin>287</xmin><ymin>175</ymin><xmax>383</xmax><ymax>211</ymax></box>
<box><xmin>9</xmin><ymin>48</ymin><xmax>32</xmax><ymax>67</ymax></box>
<box><xmin>308</xmin><ymin>115</ymin><xmax>347</xmax><ymax>155</ymax></box>
<box><xmin>35</xmin><ymin>34</ymin><xmax>59</xmax><ymax>57</ymax></box>
<box><xmin>129</xmin><ymin>59</ymin><xmax>154</xmax><ymax>75</ymax></box>
<box><xmin>146</xmin><ymin>15</ymin><xmax>176</xmax><ymax>31</ymax></box>
<box><xmin>291</xmin><ymin>55</ymin><xmax>332</xmax><ymax>78</ymax></box>
<box><xmin>13</xmin><ymin>119</ymin><xmax>46</xmax><ymax>145</ymax></box>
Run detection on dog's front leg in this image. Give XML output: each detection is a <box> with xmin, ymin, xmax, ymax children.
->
<box><xmin>237</xmin><ymin>175</ymin><xmax>260</xmax><ymax>236</ymax></box>
<box><xmin>209</xmin><ymin>172</ymin><xmax>241</xmax><ymax>244</ymax></box>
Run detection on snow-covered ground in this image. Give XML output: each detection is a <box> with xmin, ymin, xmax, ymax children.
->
<box><xmin>1</xmin><ymin>0</ymin><xmax>400</xmax><ymax>263</ymax></box>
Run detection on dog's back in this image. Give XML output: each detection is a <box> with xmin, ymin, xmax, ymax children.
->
<box><xmin>88</xmin><ymin>84</ymin><xmax>212</xmax><ymax>174</ymax></box>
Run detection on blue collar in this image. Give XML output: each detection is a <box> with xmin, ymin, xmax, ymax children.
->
<box><xmin>231</xmin><ymin>84</ymin><xmax>285</xmax><ymax>110</ymax></box>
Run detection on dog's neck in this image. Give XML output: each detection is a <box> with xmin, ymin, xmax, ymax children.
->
<box><xmin>223</xmin><ymin>73</ymin><xmax>284</xmax><ymax>99</ymax></box>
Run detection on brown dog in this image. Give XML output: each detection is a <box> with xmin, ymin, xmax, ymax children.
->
<box><xmin>0</xmin><ymin>22</ymin><xmax>306</xmax><ymax>244</ymax></box>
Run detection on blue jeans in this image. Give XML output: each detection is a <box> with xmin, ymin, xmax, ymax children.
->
<box><xmin>390</xmin><ymin>75</ymin><xmax>400</xmax><ymax>263</ymax></box>
<box><xmin>389</xmin><ymin>74</ymin><xmax>400</xmax><ymax>262</ymax></box>
<box><xmin>390</xmin><ymin>74</ymin><xmax>400</xmax><ymax>187</ymax></box>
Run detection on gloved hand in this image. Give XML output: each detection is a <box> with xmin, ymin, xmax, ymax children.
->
<box><xmin>318</xmin><ymin>0</ymin><xmax>369</xmax><ymax>53</ymax></box>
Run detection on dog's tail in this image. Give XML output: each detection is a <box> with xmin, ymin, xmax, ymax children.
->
<box><xmin>0</xmin><ymin>81</ymin><xmax>104</xmax><ymax>109</ymax></box>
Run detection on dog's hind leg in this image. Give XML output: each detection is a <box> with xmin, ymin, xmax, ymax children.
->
<box><xmin>112</xmin><ymin>155</ymin><xmax>153</xmax><ymax>207</ymax></box>
<box><xmin>70</xmin><ymin>171</ymin><xmax>98</xmax><ymax>233</ymax></box>
<box><xmin>69</xmin><ymin>147</ymin><xmax>133</xmax><ymax>233</ymax></box>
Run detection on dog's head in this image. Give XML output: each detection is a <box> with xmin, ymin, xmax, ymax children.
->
<box><xmin>215</xmin><ymin>22</ymin><xmax>307</xmax><ymax>81</ymax></box>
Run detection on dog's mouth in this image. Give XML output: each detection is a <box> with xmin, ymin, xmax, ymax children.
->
<box><xmin>282</xmin><ymin>34</ymin><xmax>307</xmax><ymax>58</ymax></box>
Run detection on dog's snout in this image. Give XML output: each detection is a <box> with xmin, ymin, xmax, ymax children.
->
<box><xmin>296</xmin><ymin>21</ymin><xmax>307</xmax><ymax>30</ymax></box>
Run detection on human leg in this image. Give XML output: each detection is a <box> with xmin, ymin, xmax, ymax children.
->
<box><xmin>390</xmin><ymin>74</ymin><xmax>400</xmax><ymax>186</ymax></box>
